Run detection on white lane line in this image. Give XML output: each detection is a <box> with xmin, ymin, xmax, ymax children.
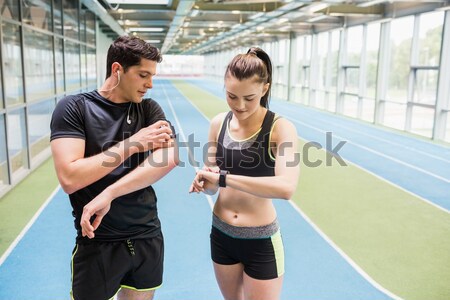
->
<box><xmin>161</xmin><ymin>83</ymin><xmax>214</xmax><ymax>210</ymax></box>
<box><xmin>288</xmin><ymin>200</ymin><xmax>404</xmax><ymax>300</ymax></box>
<box><xmin>170</xmin><ymin>80</ymin><xmax>404</xmax><ymax>300</ymax></box>
<box><xmin>288</xmin><ymin>117</ymin><xmax>450</xmax><ymax>184</ymax></box>
<box><xmin>0</xmin><ymin>186</ymin><xmax>61</xmax><ymax>266</ymax></box>
<box><xmin>278</xmin><ymin>105</ymin><xmax>450</xmax><ymax>164</ymax></box>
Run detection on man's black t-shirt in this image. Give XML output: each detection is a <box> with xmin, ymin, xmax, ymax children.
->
<box><xmin>50</xmin><ymin>90</ymin><xmax>169</xmax><ymax>242</ymax></box>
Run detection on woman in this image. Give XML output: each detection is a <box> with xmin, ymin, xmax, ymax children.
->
<box><xmin>189</xmin><ymin>47</ymin><xmax>300</xmax><ymax>300</ymax></box>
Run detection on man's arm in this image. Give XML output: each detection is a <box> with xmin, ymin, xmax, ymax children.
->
<box><xmin>51</xmin><ymin>120</ymin><xmax>173</xmax><ymax>194</ymax></box>
<box><xmin>80</xmin><ymin>146</ymin><xmax>179</xmax><ymax>238</ymax></box>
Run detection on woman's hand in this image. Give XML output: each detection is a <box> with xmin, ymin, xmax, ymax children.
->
<box><xmin>189</xmin><ymin>167</ymin><xmax>220</xmax><ymax>195</ymax></box>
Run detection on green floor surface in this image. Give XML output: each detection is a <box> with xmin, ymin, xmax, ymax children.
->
<box><xmin>0</xmin><ymin>158</ymin><xmax>59</xmax><ymax>258</ymax></box>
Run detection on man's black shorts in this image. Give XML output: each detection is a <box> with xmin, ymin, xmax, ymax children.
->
<box><xmin>70</xmin><ymin>233</ymin><xmax>164</xmax><ymax>300</ymax></box>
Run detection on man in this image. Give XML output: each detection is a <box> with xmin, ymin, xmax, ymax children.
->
<box><xmin>50</xmin><ymin>35</ymin><xmax>178</xmax><ymax>300</ymax></box>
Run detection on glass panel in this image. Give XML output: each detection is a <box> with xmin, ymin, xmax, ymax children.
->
<box><xmin>301</xmin><ymin>88</ymin><xmax>309</xmax><ymax>106</ymax></box>
<box><xmin>0</xmin><ymin>114</ymin><xmax>9</xmax><ymax>185</ymax></box>
<box><xmin>343</xmin><ymin>94</ymin><xmax>358</xmax><ymax>118</ymax></box>
<box><xmin>410</xmin><ymin>106</ymin><xmax>434</xmax><ymax>138</ymax></box>
<box><xmin>383</xmin><ymin>102</ymin><xmax>406</xmax><ymax>130</ymax></box>
<box><xmin>63</xmin><ymin>0</ymin><xmax>79</xmax><ymax>40</ymax></box>
<box><xmin>418</xmin><ymin>12</ymin><xmax>443</xmax><ymax>66</ymax></box>
<box><xmin>53</xmin><ymin>0</ymin><xmax>63</xmax><ymax>35</ymax></box>
<box><xmin>2</xmin><ymin>22</ymin><xmax>24</xmax><ymax>107</ymax></box>
<box><xmin>55</xmin><ymin>38</ymin><xmax>64</xmax><ymax>93</ymax></box>
<box><xmin>346</xmin><ymin>26</ymin><xmax>363</xmax><ymax>65</ymax></box>
<box><xmin>301</xmin><ymin>66</ymin><xmax>310</xmax><ymax>88</ymax></box>
<box><xmin>445</xmin><ymin>112</ymin><xmax>450</xmax><ymax>143</ymax></box>
<box><xmin>0</xmin><ymin>0</ymin><xmax>20</xmax><ymax>20</ymax></box>
<box><xmin>7</xmin><ymin>108</ymin><xmax>28</xmax><ymax>174</ymax></box>
<box><xmin>79</xmin><ymin>8</ymin><xmax>86</xmax><ymax>43</ymax></box>
<box><xmin>315</xmin><ymin>90</ymin><xmax>325</xmax><ymax>109</ymax></box>
<box><xmin>87</xmin><ymin>47</ymin><xmax>97</xmax><ymax>89</ymax></box>
<box><xmin>299</xmin><ymin>35</ymin><xmax>311</xmax><ymax>64</ymax></box>
<box><xmin>86</xmin><ymin>11</ymin><xmax>96</xmax><ymax>46</ymax></box>
<box><xmin>330</xmin><ymin>30</ymin><xmax>340</xmax><ymax>88</ymax></box>
<box><xmin>366</xmin><ymin>23</ymin><xmax>380</xmax><ymax>99</ymax></box>
<box><xmin>388</xmin><ymin>16</ymin><xmax>414</xmax><ymax>103</ymax></box>
<box><xmin>317</xmin><ymin>32</ymin><xmax>328</xmax><ymax>90</ymax></box>
<box><xmin>278</xmin><ymin>39</ymin><xmax>287</xmax><ymax>64</ymax></box>
<box><xmin>327</xmin><ymin>92</ymin><xmax>336</xmax><ymax>113</ymax></box>
<box><xmin>23</xmin><ymin>28</ymin><xmax>54</xmax><ymax>102</ymax></box>
<box><xmin>293</xmin><ymin>86</ymin><xmax>302</xmax><ymax>103</ymax></box>
<box><xmin>28</xmin><ymin>99</ymin><xmax>54</xmax><ymax>159</ymax></box>
<box><xmin>413</xmin><ymin>70</ymin><xmax>438</xmax><ymax>105</ymax></box>
<box><xmin>81</xmin><ymin>45</ymin><xmax>87</xmax><ymax>89</ymax></box>
<box><xmin>65</xmin><ymin>41</ymin><xmax>80</xmax><ymax>93</ymax></box>
<box><xmin>361</xmin><ymin>98</ymin><xmax>375</xmax><ymax>123</ymax></box>
<box><xmin>0</xmin><ymin>58</ymin><xmax>3</xmax><ymax>109</ymax></box>
<box><xmin>22</xmin><ymin>0</ymin><xmax>52</xmax><ymax>31</ymax></box>
<box><xmin>345</xmin><ymin>68</ymin><xmax>359</xmax><ymax>94</ymax></box>
<box><xmin>296</xmin><ymin>36</ymin><xmax>303</xmax><ymax>64</ymax></box>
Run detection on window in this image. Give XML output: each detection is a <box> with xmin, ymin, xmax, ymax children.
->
<box><xmin>366</xmin><ymin>23</ymin><xmax>380</xmax><ymax>99</ymax></box>
<box><xmin>2</xmin><ymin>22</ymin><xmax>24</xmax><ymax>107</ymax></box>
<box><xmin>418</xmin><ymin>12</ymin><xmax>443</xmax><ymax>66</ymax></box>
<box><xmin>55</xmin><ymin>38</ymin><xmax>65</xmax><ymax>94</ymax></box>
<box><xmin>387</xmin><ymin>16</ymin><xmax>414</xmax><ymax>103</ymax></box>
<box><xmin>28</xmin><ymin>99</ymin><xmax>54</xmax><ymax>159</ymax></box>
<box><xmin>1</xmin><ymin>0</ymin><xmax>20</xmax><ymax>20</ymax></box>
<box><xmin>22</xmin><ymin>0</ymin><xmax>52</xmax><ymax>31</ymax></box>
<box><xmin>24</xmin><ymin>28</ymin><xmax>54</xmax><ymax>102</ymax></box>
<box><xmin>63</xmin><ymin>0</ymin><xmax>79</xmax><ymax>40</ymax></box>
<box><xmin>0</xmin><ymin>115</ymin><xmax>9</xmax><ymax>186</ymax></box>
<box><xmin>65</xmin><ymin>41</ymin><xmax>81</xmax><ymax>93</ymax></box>
<box><xmin>346</xmin><ymin>26</ymin><xmax>363</xmax><ymax>66</ymax></box>
<box><xmin>7</xmin><ymin>108</ymin><xmax>28</xmax><ymax>174</ymax></box>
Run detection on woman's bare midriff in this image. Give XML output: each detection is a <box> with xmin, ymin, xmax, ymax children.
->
<box><xmin>213</xmin><ymin>187</ymin><xmax>277</xmax><ymax>227</ymax></box>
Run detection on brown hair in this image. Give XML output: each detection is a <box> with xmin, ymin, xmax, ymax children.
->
<box><xmin>224</xmin><ymin>47</ymin><xmax>273</xmax><ymax>108</ymax></box>
<box><xmin>106</xmin><ymin>35</ymin><xmax>162</xmax><ymax>79</ymax></box>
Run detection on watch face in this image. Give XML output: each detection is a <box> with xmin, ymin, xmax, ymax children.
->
<box><xmin>219</xmin><ymin>170</ymin><xmax>227</xmax><ymax>187</ymax></box>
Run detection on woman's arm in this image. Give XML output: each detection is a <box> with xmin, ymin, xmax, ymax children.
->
<box><xmin>192</xmin><ymin>118</ymin><xmax>300</xmax><ymax>200</ymax></box>
<box><xmin>189</xmin><ymin>113</ymin><xmax>226</xmax><ymax>195</ymax></box>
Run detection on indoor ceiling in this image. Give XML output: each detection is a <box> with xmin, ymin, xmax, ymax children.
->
<box><xmin>86</xmin><ymin>0</ymin><xmax>450</xmax><ymax>55</ymax></box>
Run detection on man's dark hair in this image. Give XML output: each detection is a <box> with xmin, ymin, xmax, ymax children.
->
<box><xmin>105</xmin><ymin>35</ymin><xmax>163</xmax><ymax>79</ymax></box>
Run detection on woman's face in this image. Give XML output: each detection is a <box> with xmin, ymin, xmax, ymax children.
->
<box><xmin>225</xmin><ymin>75</ymin><xmax>269</xmax><ymax>121</ymax></box>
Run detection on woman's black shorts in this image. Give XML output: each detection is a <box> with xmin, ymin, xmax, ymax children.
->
<box><xmin>210</xmin><ymin>216</ymin><xmax>284</xmax><ymax>280</ymax></box>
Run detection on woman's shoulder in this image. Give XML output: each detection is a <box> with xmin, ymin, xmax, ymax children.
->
<box><xmin>211</xmin><ymin>111</ymin><xmax>229</xmax><ymax>127</ymax></box>
<box><xmin>270</xmin><ymin>113</ymin><xmax>297</xmax><ymax>140</ymax></box>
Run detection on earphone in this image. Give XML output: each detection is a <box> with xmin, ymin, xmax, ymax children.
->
<box><xmin>126</xmin><ymin>102</ymin><xmax>132</xmax><ymax>124</ymax></box>
<box><xmin>99</xmin><ymin>69</ymin><xmax>121</xmax><ymax>93</ymax></box>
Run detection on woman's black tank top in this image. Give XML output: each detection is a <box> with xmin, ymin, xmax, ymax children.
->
<box><xmin>216</xmin><ymin>110</ymin><xmax>276</xmax><ymax>177</ymax></box>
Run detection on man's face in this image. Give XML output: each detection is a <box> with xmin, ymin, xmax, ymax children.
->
<box><xmin>118</xmin><ymin>58</ymin><xmax>157</xmax><ymax>103</ymax></box>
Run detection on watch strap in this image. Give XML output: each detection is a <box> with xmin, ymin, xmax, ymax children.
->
<box><xmin>219</xmin><ymin>170</ymin><xmax>229</xmax><ymax>187</ymax></box>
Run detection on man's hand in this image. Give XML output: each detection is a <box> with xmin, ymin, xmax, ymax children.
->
<box><xmin>80</xmin><ymin>190</ymin><xmax>113</xmax><ymax>239</ymax></box>
<box><xmin>129</xmin><ymin>120</ymin><xmax>174</xmax><ymax>152</ymax></box>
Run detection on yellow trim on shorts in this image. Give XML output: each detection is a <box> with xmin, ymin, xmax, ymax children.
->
<box><xmin>70</xmin><ymin>244</ymin><xmax>78</xmax><ymax>300</ymax></box>
<box><xmin>120</xmin><ymin>283</ymin><xmax>163</xmax><ymax>291</ymax></box>
<box><xmin>271</xmin><ymin>230</ymin><xmax>285</xmax><ymax>277</ymax></box>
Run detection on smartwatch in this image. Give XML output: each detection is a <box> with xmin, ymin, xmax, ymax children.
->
<box><xmin>219</xmin><ymin>170</ymin><xmax>230</xmax><ymax>188</ymax></box>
